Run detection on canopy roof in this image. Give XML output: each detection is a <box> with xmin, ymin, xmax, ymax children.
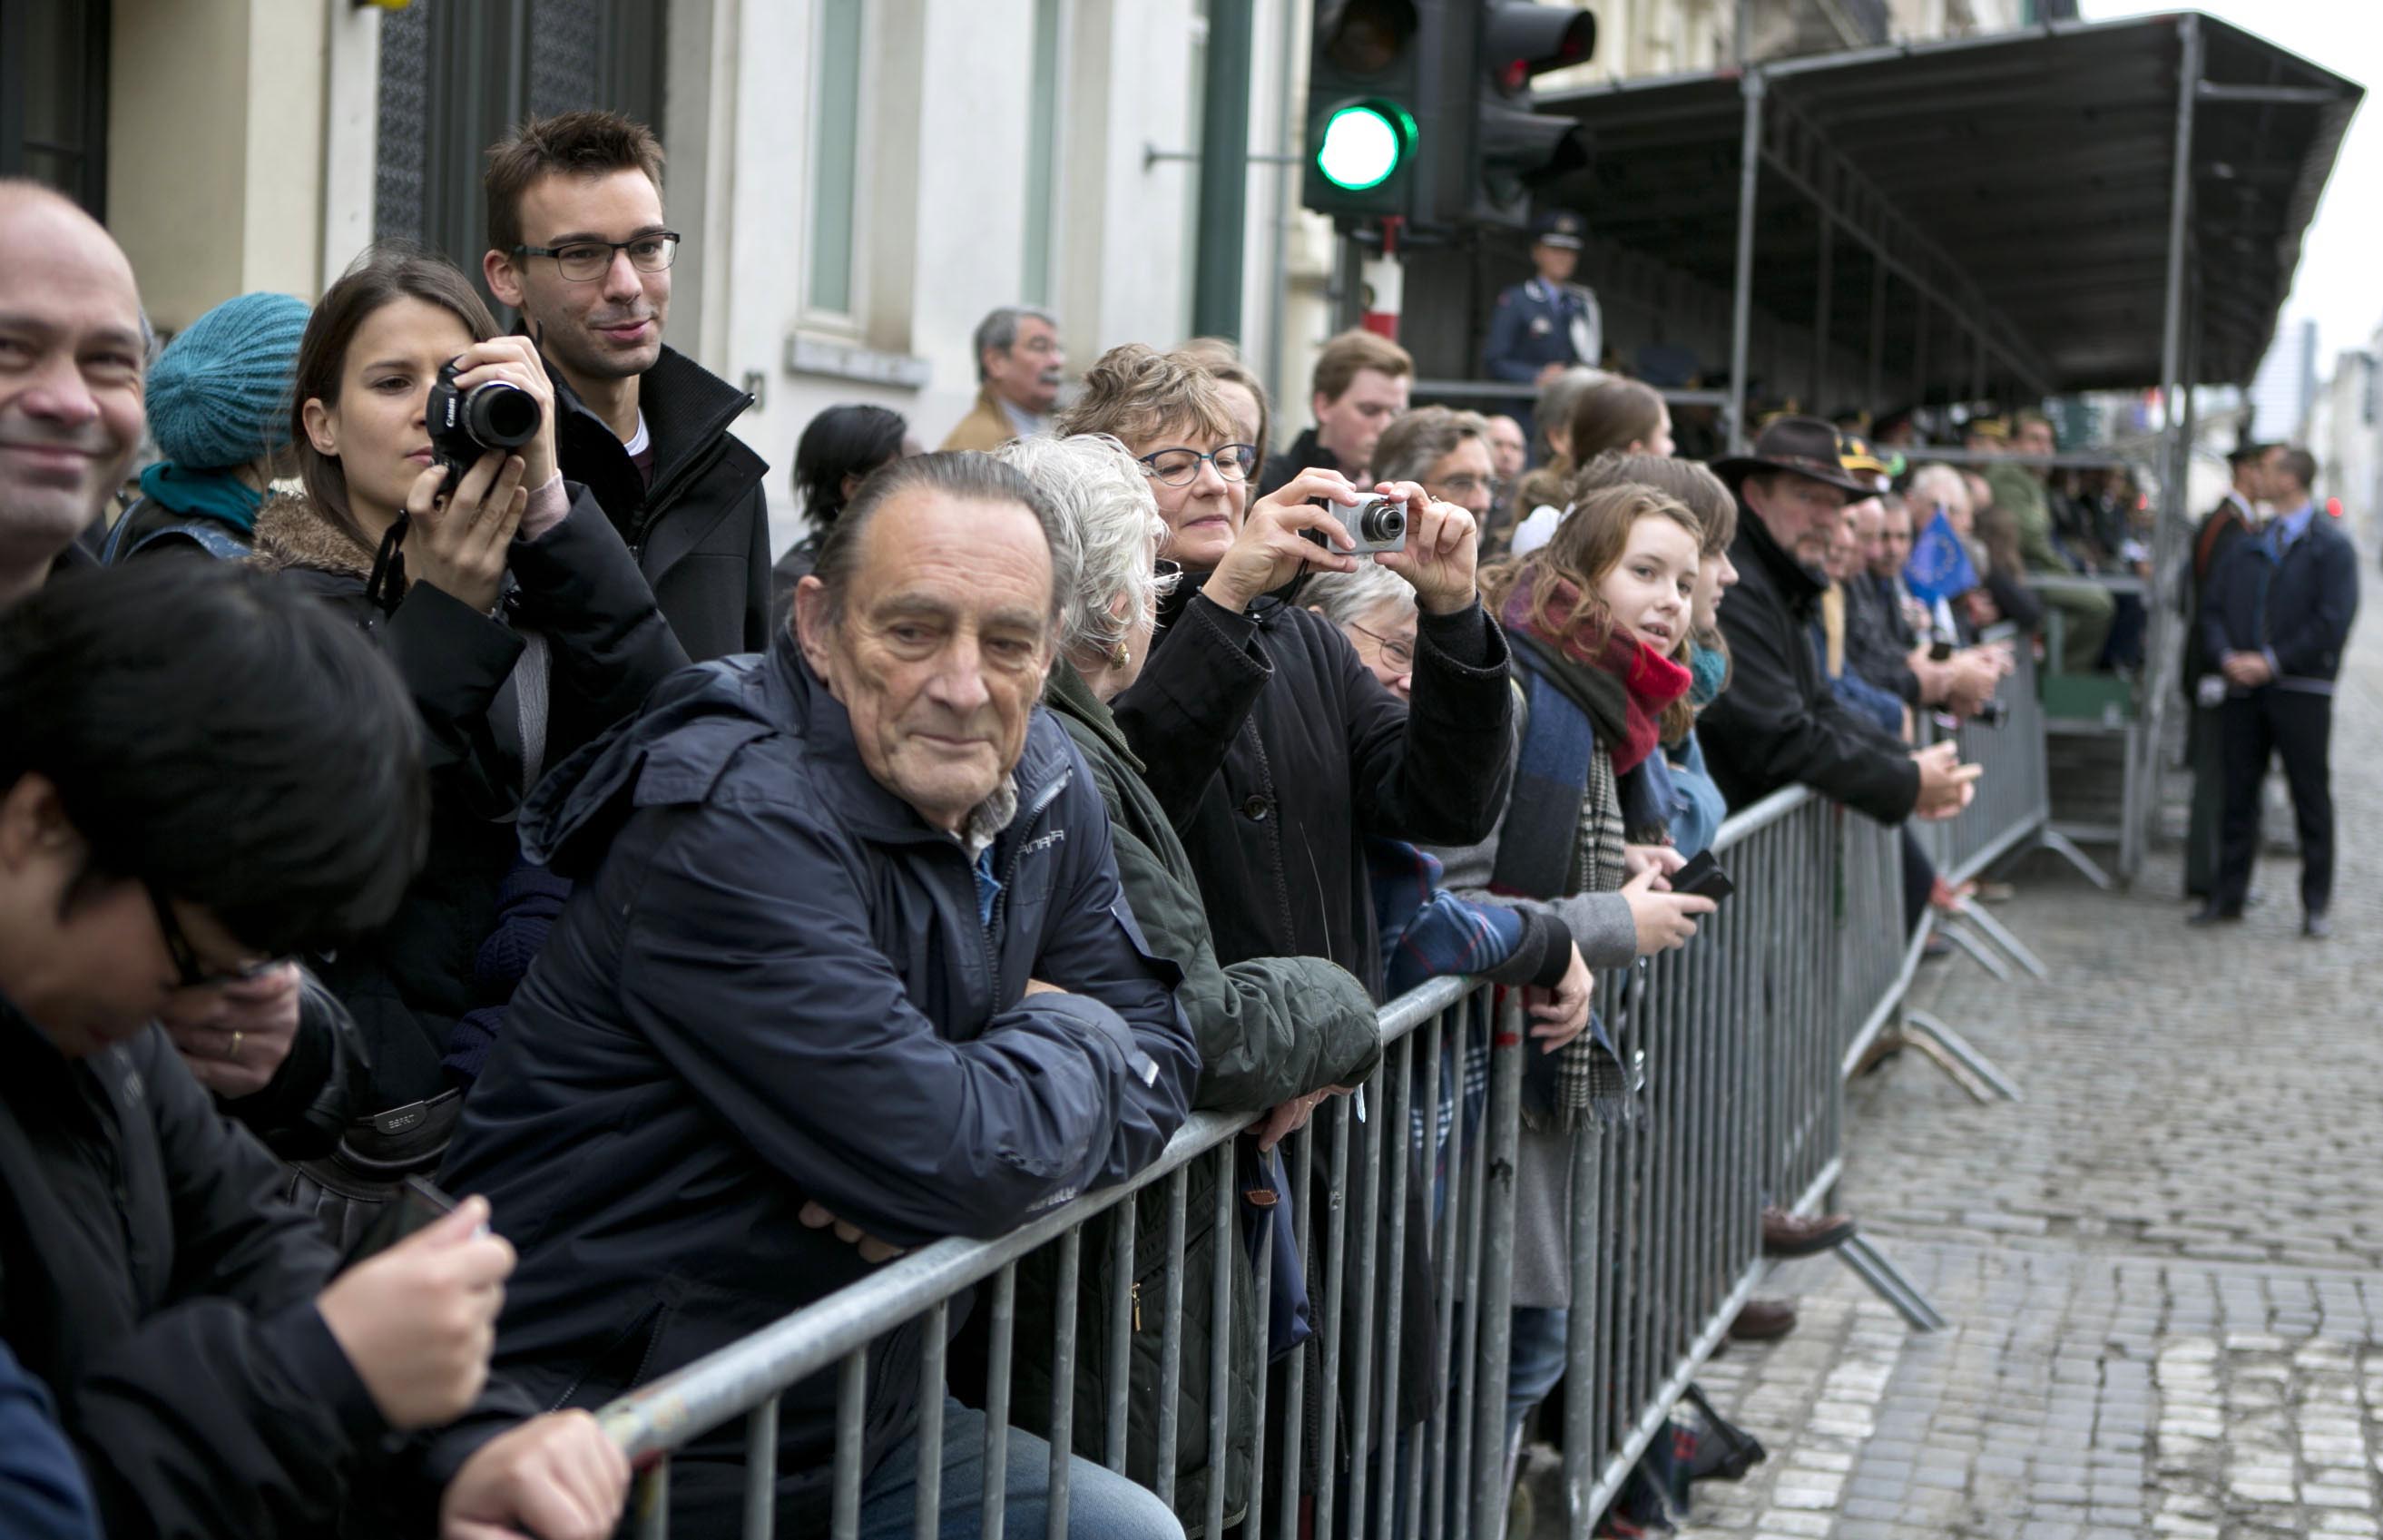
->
<box><xmin>1536</xmin><ymin>12</ymin><xmax>2359</xmax><ymax>398</ymax></box>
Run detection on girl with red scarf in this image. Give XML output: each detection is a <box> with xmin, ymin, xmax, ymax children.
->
<box><xmin>1422</xmin><ymin>482</ymin><xmax>1720</xmax><ymax>1475</ymax></box>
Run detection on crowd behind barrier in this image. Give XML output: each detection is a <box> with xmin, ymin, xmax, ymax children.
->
<box><xmin>591</xmin><ymin>648</ymin><xmax>2054</xmax><ymax>1540</ymax></box>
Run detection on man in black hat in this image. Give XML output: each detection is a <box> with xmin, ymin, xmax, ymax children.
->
<box><xmin>1699</xmin><ymin>416</ymin><xmax>1981</xmax><ymax>833</ymax></box>
<box><xmin>1483</xmin><ymin>211</ymin><xmax>1603</xmax><ymax>436</ymax></box>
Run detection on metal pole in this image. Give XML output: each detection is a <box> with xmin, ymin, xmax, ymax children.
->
<box><xmin>2156</xmin><ymin>15</ymin><xmax>2202</xmax><ymax>513</ymax></box>
<box><xmin>1728</xmin><ymin>71</ymin><xmax>1766</xmax><ymax>453</ymax></box>
<box><xmin>1865</xmin><ymin>263</ymin><xmax>1887</xmax><ymax>423</ymax></box>
<box><xmin>1810</xmin><ymin>215</ymin><xmax>1834</xmax><ymax>415</ymax></box>
<box><xmin>1192</xmin><ymin>0</ymin><xmax>1256</xmax><ymax>339</ymax></box>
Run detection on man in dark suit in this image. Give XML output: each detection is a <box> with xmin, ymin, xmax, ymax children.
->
<box><xmin>2193</xmin><ymin>446</ymin><xmax>2359</xmax><ymax>937</ymax></box>
<box><xmin>2179</xmin><ymin>444</ymin><xmax>2265</xmax><ymax>899</ymax></box>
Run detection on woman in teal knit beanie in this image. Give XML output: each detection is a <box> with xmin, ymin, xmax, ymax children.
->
<box><xmin>104</xmin><ymin>290</ymin><xmax>312</xmax><ymax>563</ymax></box>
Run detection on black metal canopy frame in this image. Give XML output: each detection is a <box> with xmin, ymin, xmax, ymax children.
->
<box><xmin>1526</xmin><ymin>11</ymin><xmax>2358</xmax><ymax>882</ymax></box>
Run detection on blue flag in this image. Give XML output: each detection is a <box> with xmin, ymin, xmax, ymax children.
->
<box><xmin>1903</xmin><ymin>505</ymin><xmax>1979</xmax><ymax>604</ymax></box>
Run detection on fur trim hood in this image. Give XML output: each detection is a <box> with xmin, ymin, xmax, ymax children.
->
<box><xmin>251</xmin><ymin>492</ymin><xmax>377</xmax><ymax>582</ymax></box>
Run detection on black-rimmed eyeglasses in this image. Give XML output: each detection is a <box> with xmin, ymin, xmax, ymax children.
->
<box><xmin>145</xmin><ymin>882</ymin><xmax>279</xmax><ymax>990</ymax></box>
<box><xmin>1139</xmin><ymin>445</ymin><xmax>1259</xmax><ymax>487</ymax></box>
<box><xmin>512</xmin><ymin>232</ymin><xmax>682</xmax><ymax>284</ymax></box>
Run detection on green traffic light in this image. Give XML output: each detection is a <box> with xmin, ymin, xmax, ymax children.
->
<box><xmin>1317</xmin><ymin>103</ymin><xmax>1408</xmax><ymax>191</ymax></box>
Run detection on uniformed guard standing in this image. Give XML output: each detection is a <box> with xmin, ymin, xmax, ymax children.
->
<box><xmin>1483</xmin><ymin>210</ymin><xmax>1603</xmax><ymax>445</ymax></box>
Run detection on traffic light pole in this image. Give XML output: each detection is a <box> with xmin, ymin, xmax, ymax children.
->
<box><xmin>1359</xmin><ymin>218</ymin><xmax>1405</xmax><ymax>342</ymax></box>
<box><xmin>1191</xmin><ymin>0</ymin><xmax>1255</xmax><ymax>340</ymax></box>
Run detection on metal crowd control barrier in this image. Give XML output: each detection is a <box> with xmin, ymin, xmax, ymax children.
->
<box><xmin>593</xmin><ymin>782</ymin><xmax>2007</xmax><ymax>1537</ymax></box>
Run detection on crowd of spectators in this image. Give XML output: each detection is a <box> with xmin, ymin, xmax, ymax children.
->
<box><xmin>0</xmin><ymin>101</ymin><xmax>2202</xmax><ymax>1540</ymax></box>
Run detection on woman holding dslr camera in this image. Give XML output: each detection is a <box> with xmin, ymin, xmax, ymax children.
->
<box><xmin>256</xmin><ymin>242</ymin><xmax>685</xmax><ymax>1225</ymax></box>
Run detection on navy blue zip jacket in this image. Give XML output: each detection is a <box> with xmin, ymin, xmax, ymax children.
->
<box><xmin>436</xmin><ymin>630</ymin><xmax>1198</xmax><ymax>1533</ymax></box>
<box><xmin>2202</xmin><ymin>510</ymin><xmax>2360</xmax><ymax>692</ymax></box>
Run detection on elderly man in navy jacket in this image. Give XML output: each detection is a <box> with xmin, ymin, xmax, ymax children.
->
<box><xmin>2193</xmin><ymin>446</ymin><xmax>2360</xmax><ymax>937</ymax></box>
<box><xmin>440</xmin><ymin>452</ymin><xmax>1201</xmax><ymax>1538</ymax></box>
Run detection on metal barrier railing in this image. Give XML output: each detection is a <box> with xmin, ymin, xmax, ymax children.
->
<box><xmin>1924</xmin><ymin>646</ymin><xmax>2054</xmax><ymax>887</ymax></box>
<box><xmin>591</xmin><ymin>767</ymin><xmax>2030</xmax><ymax>1535</ymax></box>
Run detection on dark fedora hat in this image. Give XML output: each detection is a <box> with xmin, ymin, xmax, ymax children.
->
<box><xmin>1711</xmin><ymin>414</ymin><xmax>1868</xmax><ymax>495</ymax></box>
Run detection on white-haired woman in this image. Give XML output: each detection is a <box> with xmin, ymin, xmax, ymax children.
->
<box><xmin>994</xmin><ymin>433</ymin><xmax>1380</xmax><ymax>1529</ymax></box>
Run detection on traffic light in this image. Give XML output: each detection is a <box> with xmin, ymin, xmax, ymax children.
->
<box><xmin>1457</xmin><ymin>3</ymin><xmax>1595</xmax><ymax>228</ymax></box>
<box><xmin>1302</xmin><ymin>3</ymin><xmax>1594</xmax><ymax>233</ymax></box>
<box><xmin>1302</xmin><ymin>2</ymin><xmax>1428</xmax><ymax>224</ymax></box>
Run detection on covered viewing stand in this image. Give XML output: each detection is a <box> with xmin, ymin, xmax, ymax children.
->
<box><xmin>1515</xmin><ymin>12</ymin><xmax>2360</xmax><ymax>878</ymax></box>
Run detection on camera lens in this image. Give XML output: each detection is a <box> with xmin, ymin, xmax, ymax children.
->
<box><xmin>1363</xmin><ymin>502</ymin><xmax>1407</xmax><ymax>544</ymax></box>
<box><xmin>463</xmin><ymin>382</ymin><xmax>541</xmax><ymax>450</ymax></box>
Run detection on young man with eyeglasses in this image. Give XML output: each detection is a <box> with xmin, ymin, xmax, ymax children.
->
<box><xmin>484</xmin><ymin>111</ymin><xmax>770</xmax><ymax>662</ymax></box>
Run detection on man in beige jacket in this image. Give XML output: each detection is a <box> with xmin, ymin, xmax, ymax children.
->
<box><xmin>941</xmin><ymin>305</ymin><xmax>1065</xmax><ymax>451</ymax></box>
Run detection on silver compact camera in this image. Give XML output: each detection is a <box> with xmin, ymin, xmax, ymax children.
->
<box><xmin>1329</xmin><ymin>494</ymin><xmax>1407</xmax><ymax>554</ymax></box>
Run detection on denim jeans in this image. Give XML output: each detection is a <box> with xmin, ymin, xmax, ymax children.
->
<box><xmin>857</xmin><ymin>1398</ymin><xmax>1184</xmax><ymax>1540</ymax></box>
<box><xmin>1505</xmin><ymin>1306</ymin><xmax>1570</xmax><ymax>1453</ymax></box>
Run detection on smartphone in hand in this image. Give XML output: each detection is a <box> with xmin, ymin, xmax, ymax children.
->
<box><xmin>1672</xmin><ymin>849</ymin><xmax>1736</xmax><ymax>901</ymax></box>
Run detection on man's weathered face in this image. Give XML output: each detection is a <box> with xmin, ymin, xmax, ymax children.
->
<box><xmin>1877</xmin><ymin>503</ymin><xmax>1913</xmax><ymax>578</ymax></box>
<box><xmin>986</xmin><ymin>316</ymin><xmax>1065</xmax><ymax>415</ymax></box>
<box><xmin>0</xmin><ymin>191</ymin><xmax>144</xmax><ymax>559</ymax></box>
<box><xmin>490</xmin><ymin>168</ymin><xmax>671</xmax><ymax>386</ymax></box>
<box><xmin>1313</xmin><ymin>367</ymin><xmax>1408</xmax><ymax>476</ymax></box>
<box><xmin>2013</xmin><ymin>419</ymin><xmax>2055</xmax><ymax>458</ymax></box>
<box><xmin>795</xmin><ymin>491</ymin><xmax>1054</xmax><ymax>832</ymax></box>
<box><xmin>1744</xmin><ymin>471</ymin><xmax>1849</xmax><ymax>572</ymax></box>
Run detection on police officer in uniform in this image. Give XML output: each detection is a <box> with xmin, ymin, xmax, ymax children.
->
<box><xmin>1484</xmin><ymin>210</ymin><xmax>1603</xmax><ymax>436</ymax></box>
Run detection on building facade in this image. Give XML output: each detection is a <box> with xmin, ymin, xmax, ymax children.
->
<box><xmin>15</xmin><ymin>0</ymin><xmax>2056</xmax><ymax>553</ymax></box>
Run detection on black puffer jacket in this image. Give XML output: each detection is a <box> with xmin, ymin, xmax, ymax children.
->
<box><xmin>254</xmin><ymin>486</ymin><xmax>687</xmax><ymax>1110</ymax></box>
<box><xmin>1111</xmin><ymin>575</ymin><xmax>1514</xmax><ymax>1462</ymax></box>
<box><xmin>1111</xmin><ymin>579</ymin><xmax>1515</xmax><ymax>999</ymax></box>
<box><xmin>0</xmin><ymin>1005</ymin><xmax>536</xmax><ymax>1540</ymax></box>
<box><xmin>1700</xmin><ymin>506</ymin><xmax>1920</xmax><ymax>824</ymax></box>
<box><xmin>547</xmin><ymin>346</ymin><xmax>771</xmax><ymax>662</ymax></box>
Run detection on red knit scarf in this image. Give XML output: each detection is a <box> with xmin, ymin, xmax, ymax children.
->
<box><xmin>1501</xmin><ymin>578</ymin><xmax>1692</xmax><ymax>774</ymax></box>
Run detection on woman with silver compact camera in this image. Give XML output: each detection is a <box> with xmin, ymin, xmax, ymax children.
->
<box><xmin>1050</xmin><ymin>343</ymin><xmax>1519</xmax><ymax>1484</ymax></box>
<box><xmin>252</xmin><ymin>241</ymin><xmax>685</xmax><ymax>1240</ymax></box>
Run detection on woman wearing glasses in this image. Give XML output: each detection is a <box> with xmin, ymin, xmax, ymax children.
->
<box><xmin>253</xmin><ymin>242</ymin><xmax>686</xmax><ymax>1223</ymax></box>
<box><xmin>1053</xmin><ymin>345</ymin><xmax>1516</xmax><ymax>1479</ymax></box>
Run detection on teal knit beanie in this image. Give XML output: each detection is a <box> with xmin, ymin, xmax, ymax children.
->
<box><xmin>146</xmin><ymin>291</ymin><xmax>312</xmax><ymax>470</ymax></box>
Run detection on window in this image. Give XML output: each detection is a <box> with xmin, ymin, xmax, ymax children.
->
<box><xmin>807</xmin><ymin>0</ymin><xmax>866</xmax><ymax>317</ymax></box>
<box><xmin>0</xmin><ymin>0</ymin><xmax>110</xmax><ymax>218</ymax></box>
<box><xmin>1022</xmin><ymin>0</ymin><xmax>1064</xmax><ymax>307</ymax></box>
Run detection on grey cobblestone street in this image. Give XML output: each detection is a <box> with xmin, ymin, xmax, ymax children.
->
<box><xmin>1666</xmin><ymin>601</ymin><xmax>2383</xmax><ymax>1540</ymax></box>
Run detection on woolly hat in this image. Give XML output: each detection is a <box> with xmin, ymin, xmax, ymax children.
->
<box><xmin>146</xmin><ymin>291</ymin><xmax>311</xmax><ymax>470</ymax></box>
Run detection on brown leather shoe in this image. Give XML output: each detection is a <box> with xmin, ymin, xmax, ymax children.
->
<box><xmin>1728</xmin><ymin>1298</ymin><xmax>1798</xmax><ymax>1340</ymax></box>
<box><xmin>1762</xmin><ymin>1206</ymin><xmax>1856</xmax><ymax>1257</ymax></box>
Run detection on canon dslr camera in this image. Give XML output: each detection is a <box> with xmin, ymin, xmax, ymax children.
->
<box><xmin>1328</xmin><ymin>493</ymin><xmax>1407</xmax><ymax>555</ymax></box>
<box><xmin>424</xmin><ymin>358</ymin><xmax>541</xmax><ymax>496</ymax></box>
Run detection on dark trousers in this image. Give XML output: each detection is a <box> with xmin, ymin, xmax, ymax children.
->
<box><xmin>2215</xmin><ymin>688</ymin><xmax>2335</xmax><ymax>916</ymax></box>
<box><xmin>1899</xmin><ymin>828</ymin><xmax>1934</xmax><ymax>935</ymax></box>
<box><xmin>2184</xmin><ymin>701</ymin><xmax>2226</xmax><ymax>898</ymax></box>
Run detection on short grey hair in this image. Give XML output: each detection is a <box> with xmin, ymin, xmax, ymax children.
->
<box><xmin>1371</xmin><ymin>405</ymin><xmax>1492</xmax><ymax>486</ymax></box>
<box><xmin>1906</xmin><ymin>463</ymin><xmax>1967</xmax><ymax>516</ymax></box>
<box><xmin>974</xmin><ymin>305</ymin><xmax>1061</xmax><ymax>382</ymax></box>
<box><xmin>809</xmin><ymin>451</ymin><xmax>1063</xmax><ymax>633</ymax></box>
<box><xmin>995</xmin><ymin>433</ymin><xmax>1175</xmax><ymax>660</ymax></box>
<box><xmin>1302</xmin><ymin>564</ymin><xmax>1412</xmax><ymax>630</ymax></box>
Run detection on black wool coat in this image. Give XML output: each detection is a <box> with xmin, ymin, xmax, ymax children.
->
<box><xmin>547</xmin><ymin>345</ymin><xmax>772</xmax><ymax>662</ymax></box>
<box><xmin>1699</xmin><ymin>506</ymin><xmax>1921</xmax><ymax>824</ymax></box>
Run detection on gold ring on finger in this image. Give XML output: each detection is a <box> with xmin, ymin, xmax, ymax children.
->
<box><xmin>230</xmin><ymin>1030</ymin><xmax>243</xmax><ymax>1062</ymax></box>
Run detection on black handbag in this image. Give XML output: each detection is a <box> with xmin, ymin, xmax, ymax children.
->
<box><xmin>279</xmin><ymin>1089</ymin><xmax>465</xmax><ymax>1260</ymax></box>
